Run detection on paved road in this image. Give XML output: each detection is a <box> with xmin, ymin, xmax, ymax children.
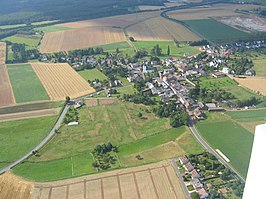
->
<box><xmin>171</xmin><ymin>158</ymin><xmax>191</xmax><ymax>199</ymax></box>
<box><xmin>188</xmin><ymin>121</ymin><xmax>246</xmax><ymax>183</ymax></box>
<box><xmin>0</xmin><ymin>105</ymin><xmax>70</xmax><ymax>175</ymax></box>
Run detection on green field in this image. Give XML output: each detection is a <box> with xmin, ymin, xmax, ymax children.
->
<box><xmin>7</xmin><ymin>64</ymin><xmax>49</xmax><ymax>103</ymax></box>
<box><xmin>133</xmin><ymin>41</ymin><xmax>200</xmax><ymax>57</ymax></box>
<box><xmin>115</xmin><ymin>85</ymin><xmax>137</xmax><ymax>96</ymax></box>
<box><xmin>0</xmin><ymin>24</ymin><xmax>26</xmax><ymax>29</ymax></box>
<box><xmin>31</xmin><ymin>20</ymin><xmax>59</xmax><ymax>26</ymax></box>
<box><xmin>183</xmin><ymin>19</ymin><xmax>249</xmax><ymax>42</ymax></box>
<box><xmin>199</xmin><ymin>77</ymin><xmax>238</xmax><ymax>89</ymax></box>
<box><xmin>95</xmin><ymin>42</ymin><xmax>135</xmax><ymax>56</ymax></box>
<box><xmin>196</xmin><ymin>113</ymin><xmax>254</xmax><ymax>178</ymax></box>
<box><xmin>0</xmin><ymin>116</ymin><xmax>58</xmax><ymax>169</ymax></box>
<box><xmin>14</xmin><ymin>101</ymin><xmax>203</xmax><ymax>181</ymax></box>
<box><xmin>227</xmin><ymin>109</ymin><xmax>266</xmax><ymax>122</ymax></box>
<box><xmin>254</xmin><ymin>57</ymin><xmax>266</xmax><ymax>76</ymax></box>
<box><xmin>78</xmin><ymin>68</ymin><xmax>108</xmax><ymax>82</ymax></box>
<box><xmin>35</xmin><ymin>25</ymin><xmax>72</xmax><ymax>33</ymax></box>
<box><xmin>4</xmin><ymin>34</ymin><xmax>42</xmax><ymax>48</ymax></box>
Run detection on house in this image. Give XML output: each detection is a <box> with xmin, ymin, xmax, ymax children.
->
<box><xmin>194</xmin><ymin>108</ymin><xmax>204</xmax><ymax>120</ymax></box>
<box><xmin>184</xmin><ymin>162</ymin><xmax>194</xmax><ymax>172</ymax></box>
<box><xmin>179</xmin><ymin>156</ymin><xmax>189</xmax><ymax>165</ymax></box>
<box><xmin>212</xmin><ymin>71</ymin><xmax>225</xmax><ymax>78</ymax></box>
<box><xmin>205</xmin><ymin>103</ymin><xmax>216</xmax><ymax>109</ymax></box>
<box><xmin>191</xmin><ymin>169</ymin><xmax>200</xmax><ymax>179</ymax></box>
<box><xmin>143</xmin><ymin>65</ymin><xmax>155</xmax><ymax>73</ymax></box>
<box><xmin>192</xmin><ymin>178</ymin><xmax>203</xmax><ymax>189</ymax></box>
<box><xmin>198</xmin><ymin>188</ymin><xmax>209</xmax><ymax>199</ymax></box>
<box><xmin>222</xmin><ymin>67</ymin><xmax>230</xmax><ymax>74</ymax></box>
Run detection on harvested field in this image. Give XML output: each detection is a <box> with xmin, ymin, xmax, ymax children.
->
<box><xmin>33</xmin><ymin>161</ymin><xmax>186</xmax><ymax>199</ymax></box>
<box><xmin>85</xmin><ymin>99</ymin><xmax>98</xmax><ymax>107</ymax></box>
<box><xmin>0</xmin><ymin>172</ymin><xmax>33</xmax><ymax>199</ymax></box>
<box><xmin>31</xmin><ymin>63</ymin><xmax>95</xmax><ymax>100</ymax></box>
<box><xmin>85</xmin><ymin>98</ymin><xmax>116</xmax><ymax>107</ymax></box>
<box><xmin>234</xmin><ymin>77</ymin><xmax>266</xmax><ymax>96</ymax></box>
<box><xmin>168</xmin><ymin>3</ymin><xmax>265</xmax><ymax>21</ymax></box>
<box><xmin>127</xmin><ymin>16</ymin><xmax>200</xmax><ymax>41</ymax></box>
<box><xmin>217</xmin><ymin>15</ymin><xmax>266</xmax><ymax>32</ymax></box>
<box><xmin>39</xmin><ymin>27</ymin><xmax>126</xmax><ymax>53</ymax></box>
<box><xmin>138</xmin><ymin>5</ymin><xmax>165</xmax><ymax>10</ymax></box>
<box><xmin>0</xmin><ymin>42</ymin><xmax>15</xmax><ymax>106</ymax></box>
<box><xmin>99</xmin><ymin>98</ymin><xmax>117</xmax><ymax>105</ymax></box>
<box><xmin>0</xmin><ymin>108</ymin><xmax>60</xmax><ymax>122</ymax></box>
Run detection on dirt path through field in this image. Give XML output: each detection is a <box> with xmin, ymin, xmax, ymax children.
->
<box><xmin>0</xmin><ymin>42</ymin><xmax>16</xmax><ymax>106</ymax></box>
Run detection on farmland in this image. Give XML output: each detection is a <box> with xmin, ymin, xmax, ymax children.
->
<box><xmin>199</xmin><ymin>77</ymin><xmax>238</xmax><ymax>89</ymax></box>
<box><xmin>183</xmin><ymin>19</ymin><xmax>249</xmax><ymax>42</ymax></box>
<box><xmin>0</xmin><ymin>42</ymin><xmax>15</xmax><ymax>106</ymax></box>
<box><xmin>253</xmin><ymin>57</ymin><xmax>266</xmax><ymax>76</ymax></box>
<box><xmin>34</xmin><ymin>25</ymin><xmax>72</xmax><ymax>33</ymax></box>
<box><xmin>13</xmin><ymin>101</ymin><xmax>203</xmax><ymax>181</ymax></box>
<box><xmin>78</xmin><ymin>68</ymin><xmax>108</xmax><ymax>82</ymax></box>
<box><xmin>0</xmin><ymin>115</ymin><xmax>58</xmax><ymax>168</ymax></box>
<box><xmin>3</xmin><ymin>34</ymin><xmax>42</xmax><ymax>49</ymax></box>
<box><xmin>29</xmin><ymin>161</ymin><xmax>186</xmax><ymax>199</ymax></box>
<box><xmin>196</xmin><ymin>112</ymin><xmax>254</xmax><ymax>178</ymax></box>
<box><xmin>39</xmin><ymin>27</ymin><xmax>126</xmax><ymax>53</ymax></box>
<box><xmin>31</xmin><ymin>62</ymin><xmax>95</xmax><ymax>100</ymax></box>
<box><xmin>127</xmin><ymin>16</ymin><xmax>200</xmax><ymax>42</ymax></box>
<box><xmin>7</xmin><ymin>64</ymin><xmax>49</xmax><ymax>103</ymax></box>
<box><xmin>233</xmin><ymin>77</ymin><xmax>266</xmax><ymax>96</ymax></box>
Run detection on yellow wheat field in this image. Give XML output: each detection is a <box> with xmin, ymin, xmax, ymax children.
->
<box><xmin>31</xmin><ymin>62</ymin><xmax>95</xmax><ymax>100</ymax></box>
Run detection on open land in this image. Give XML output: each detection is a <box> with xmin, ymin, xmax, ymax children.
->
<box><xmin>0</xmin><ymin>172</ymin><xmax>33</xmax><ymax>199</ymax></box>
<box><xmin>32</xmin><ymin>161</ymin><xmax>186</xmax><ymax>199</ymax></box>
<box><xmin>253</xmin><ymin>57</ymin><xmax>266</xmax><ymax>76</ymax></box>
<box><xmin>0</xmin><ymin>42</ymin><xmax>15</xmax><ymax>106</ymax></box>
<box><xmin>0</xmin><ymin>108</ymin><xmax>60</xmax><ymax>122</ymax></box>
<box><xmin>78</xmin><ymin>68</ymin><xmax>108</xmax><ymax>82</ymax></box>
<box><xmin>13</xmin><ymin>102</ymin><xmax>203</xmax><ymax>181</ymax></box>
<box><xmin>0</xmin><ymin>115</ymin><xmax>58</xmax><ymax>168</ymax></box>
<box><xmin>35</xmin><ymin>26</ymin><xmax>73</xmax><ymax>33</ymax></box>
<box><xmin>234</xmin><ymin>77</ymin><xmax>266</xmax><ymax>96</ymax></box>
<box><xmin>4</xmin><ymin>34</ymin><xmax>42</xmax><ymax>49</ymax></box>
<box><xmin>196</xmin><ymin>112</ymin><xmax>254</xmax><ymax>178</ymax></box>
<box><xmin>7</xmin><ymin>64</ymin><xmax>49</xmax><ymax>103</ymax></box>
<box><xmin>31</xmin><ymin>62</ymin><xmax>95</xmax><ymax>100</ymax></box>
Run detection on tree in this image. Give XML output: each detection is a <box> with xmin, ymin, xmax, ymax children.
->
<box><xmin>116</xmin><ymin>48</ymin><xmax>120</xmax><ymax>54</ymax></box>
<box><xmin>167</xmin><ymin>45</ymin><xmax>170</xmax><ymax>56</ymax></box>
<box><xmin>129</xmin><ymin>36</ymin><xmax>135</xmax><ymax>42</ymax></box>
<box><xmin>65</xmin><ymin>96</ymin><xmax>70</xmax><ymax>103</ymax></box>
<box><xmin>151</xmin><ymin>44</ymin><xmax>162</xmax><ymax>56</ymax></box>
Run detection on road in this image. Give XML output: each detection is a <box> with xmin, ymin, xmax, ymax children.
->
<box><xmin>0</xmin><ymin>105</ymin><xmax>70</xmax><ymax>175</ymax></box>
<box><xmin>188</xmin><ymin>121</ymin><xmax>246</xmax><ymax>183</ymax></box>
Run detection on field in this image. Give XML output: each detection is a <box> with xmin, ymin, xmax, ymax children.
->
<box><xmin>233</xmin><ymin>77</ymin><xmax>266</xmax><ymax>96</ymax></box>
<box><xmin>0</xmin><ymin>42</ymin><xmax>15</xmax><ymax>106</ymax></box>
<box><xmin>30</xmin><ymin>161</ymin><xmax>186</xmax><ymax>199</ymax></box>
<box><xmin>168</xmin><ymin>3</ymin><xmax>266</xmax><ymax>20</ymax></box>
<box><xmin>196</xmin><ymin>112</ymin><xmax>254</xmax><ymax>178</ymax></box>
<box><xmin>0</xmin><ymin>172</ymin><xmax>33</xmax><ymax>199</ymax></box>
<box><xmin>39</xmin><ymin>27</ymin><xmax>126</xmax><ymax>53</ymax></box>
<box><xmin>199</xmin><ymin>77</ymin><xmax>238</xmax><ymax>89</ymax></box>
<box><xmin>0</xmin><ymin>24</ymin><xmax>26</xmax><ymax>29</ymax></box>
<box><xmin>0</xmin><ymin>108</ymin><xmax>60</xmax><ymax>122</ymax></box>
<box><xmin>4</xmin><ymin>34</ymin><xmax>42</xmax><ymax>49</ymax></box>
<box><xmin>127</xmin><ymin>16</ymin><xmax>200</xmax><ymax>42</ymax></box>
<box><xmin>13</xmin><ymin>101</ymin><xmax>203</xmax><ymax>181</ymax></box>
<box><xmin>253</xmin><ymin>57</ymin><xmax>266</xmax><ymax>76</ymax></box>
<box><xmin>133</xmin><ymin>41</ymin><xmax>200</xmax><ymax>57</ymax></box>
<box><xmin>0</xmin><ymin>115</ymin><xmax>58</xmax><ymax>168</ymax></box>
<box><xmin>78</xmin><ymin>68</ymin><xmax>108</xmax><ymax>81</ymax></box>
<box><xmin>31</xmin><ymin>62</ymin><xmax>95</xmax><ymax>100</ymax></box>
<box><xmin>183</xmin><ymin>19</ymin><xmax>249</xmax><ymax>42</ymax></box>
<box><xmin>7</xmin><ymin>64</ymin><xmax>49</xmax><ymax>103</ymax></box>
<box><xmin>35</xmin><ymin>25</ymin><xmax>72</xmax><ymax>33</ymax></box>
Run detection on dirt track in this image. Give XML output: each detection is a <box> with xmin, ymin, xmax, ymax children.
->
<box><xmin>33</xmin><ymin>161</ymin><xmax>186</xmax><ymax>199</ymax></box>
<box><xmin>0</xmin><ymin>42</ymin><xmax>15</xmax><ymax>107</ymax></box>
<box><xmin>0</xmin><ymin>108</ymin><xmax>60</xmax><ymax>122</ymax></box>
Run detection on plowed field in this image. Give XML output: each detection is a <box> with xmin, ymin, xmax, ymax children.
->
<box><xmin>234</xmin><ymin>77</ymin><xmax>266</xmax><ymax>96</ymax></box>
<box><xmin>31</xmin><ymin>63</ymin><xmax>95</xmax><ymax>100</ymax></box>
<box><xmin>0</xmin><ymin>172</ymin><xmax>33</xmax><ymax>199</ymax></box>
<box><xmin>39</xmin><ymin>27</ymin><xmax>126</xmax><ymax>53</ymax></box>
<box><xmin>0</xmin><ymin>42</ymin><xmax>15</xmax><ymax>106</ymax></box>
<box><xmin>33</xmin><ymin>161</ymin><xmax>186</xmax><ymax>199</ymax></box>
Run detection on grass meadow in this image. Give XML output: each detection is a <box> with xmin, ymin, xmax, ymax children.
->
<box><xmin>78</xmin><ymin>68</ymin><xmax>108</xmax><ymax>81</ymax></box>
<box><xmin>13</xmin><ymin>102</ymin><xmax>203</xmax><ymax>181</ymax></box>
<box><xmin>253</xmin><ymin>57</ymin><xmax>266</xmax><ymax>76</ymax></box>
<box><xmin>4</xmin><ymin>34</ymin><xmax>41</xmax><ymax>49</ymax></box>
<box><xmin>196</xmin><ymin>112</ymin><xmax>254</xmax><ymax>178</ymax></box>
<box><xmin>183</xmin><ymin>19</ymin><xmax>249</xmax><ymax>42</ymax></box>
<box><xmin>35</xmin><ymin>25</ymin><xmax>72</xmax><ymax>33</ymax></box>
<box><xmin>7</xmin><ymin>64</ymin><xmax>49</xmax><ymax>103</ymax></box>
<box><xmin>0</xmin><ymin>116</ymin><xmax>58</xmax><ymax>169</ymax></box>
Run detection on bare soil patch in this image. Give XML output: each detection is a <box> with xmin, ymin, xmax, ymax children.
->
<box><xmin>0</xmin><ymin>42</ymin><xmax>15</xmax><ymax>106</ymax></box>
<box><xmin>31</xmin><ymin>62</ymin><xmax>95</xmax><ymax>100</ymax></box>
<box><xmin>0</xmin><ymin>108</ymin><xmax>60</xmax><ymax>122</ymax></box>
<box><xmin>0</xmin><ymin>172</ymin><xmax>33</xmax><ymax>199</ymax></box>
<box><xmin>98</xmin><ymin>98</ymin><xmax>117</xmax><ymax>105</ymax></box>
<box><xmin>234</xmin><ymin>77</ymin><xmax>266</xmax><ymax>96</ymax></box>
<box><xmin>34</xmin><ymin>161</ymin><xmax>186</xmax><ymax>199</ymax></box>
<box><xmin>84</xmin><ymin>99</ymin><xmax>98</xmax><ymax>107</ymax></box>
